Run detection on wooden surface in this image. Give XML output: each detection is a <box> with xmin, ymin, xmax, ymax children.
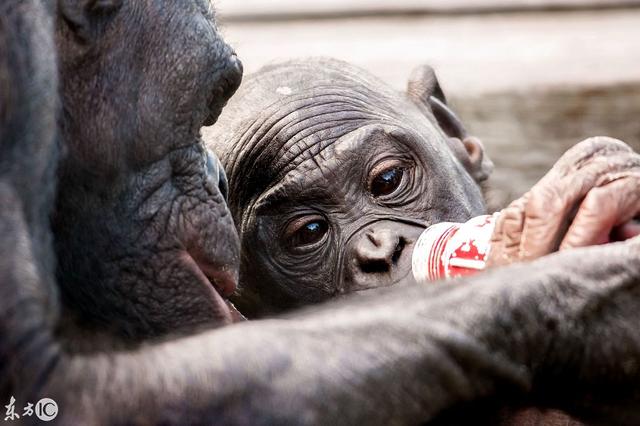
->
<box><xmin>217</xmin><ymin>0</ymin><xmax>640</xmax><ymax>20</ymax></box>
<box><xmin>219</xmin><ymin>9</ymin><xmax>640</xmax><ymax>95</ymax></box>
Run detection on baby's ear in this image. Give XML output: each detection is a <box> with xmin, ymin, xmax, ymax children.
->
<box><xmin>406</xmin><ymin>65</ymin><xmax>493</xmax><ymax>183</ymax></box>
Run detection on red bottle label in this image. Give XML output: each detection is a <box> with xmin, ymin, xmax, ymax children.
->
<box><xmin>412</xmin><ymin>214</ymin><xmax>498</xmax><ymax>283</ymax></box>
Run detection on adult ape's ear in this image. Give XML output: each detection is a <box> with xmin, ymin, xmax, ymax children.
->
<box><xmin>407</xmin><ymin>65</ymin><xmax>493</xmax><ymax>183</ymax></box>
<box><xmin>58</xmin><ymin>0</ymin><xmax>123</xmax><ymax>43</ymax></box>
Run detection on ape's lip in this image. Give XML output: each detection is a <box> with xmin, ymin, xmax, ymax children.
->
<box><xmin>195</xmin><ymin>260</ymin><xmax>238</xmax><ymax>298</ymax></box>
<box><xmin>180</xmin><ymin>251</ymin><xmax>242</xmax><ymax>324</ymax></box>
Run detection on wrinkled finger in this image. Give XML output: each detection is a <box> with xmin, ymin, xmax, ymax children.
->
<box><xmin>531</xmin><ymin>136</ymin><xmax>634</xmax><ymax>200</ymax></box>
<box><xmin>550</xmin><ymin>136</ymin><xmax>634</xmax><ymax>177</ymax></box>
<box><xmin>560</xmin><ymin>177</ymin><xmax>640</xmax><ymax>250</ymax></box>
<box><xmin>488</xmin><ymin>196</ymin><xmax>527</xmax><ymax>267</ymax></box>
<box><xmin>487</xmin><ymin>212</ymin><xmax>507</xmax><ymax>268</ymax></box>
<box><xmin>519</xmin><ymin>156</ymin><xmax>640</xmax><ymax>260</ymax></box>
<box><xmin>500</xmin><ymin>196</ymin><xmax>528</xmax><ymax>263</ymax></box>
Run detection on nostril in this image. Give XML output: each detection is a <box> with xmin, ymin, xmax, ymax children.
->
<box><xmin>357</xmin><ymin>236</ymin><xmax>406</xmax><ymax>274</ymax></box>
<box><xmin>222</xmin><ymin>54</ymin><xmax>243</xmax><ymax>99</ymax></box>
<box><xmin>391</xmin><ymin>238</ymin><xmax>406</xmax><ymax>265</ymax></box>
<box><xmin>366</xmin><ymin>231</ymin><xmax>379</xmax><ymax>247</ymax></box>
<box><xmin>204</xmin><ymin>54</ymin><xmax>244</xmax><ymax>127</ymax></box>
<box><xmin>360</xmin><ymin>259</ymin><xmax>391</xmax><ymax>274</ymax></box>
<box><xmin>229</xmin><ymin>54</ymin><xmax>243</xmax><ymax>78</ymax></box>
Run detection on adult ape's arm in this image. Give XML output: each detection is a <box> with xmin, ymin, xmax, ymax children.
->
<box><xmin>4</xmin><ymin>202</ymin><xmax>640</xmax><ymax>425</ymax></box>
<box><xmin>4</xmin><ymin>0</ymin><xmax>636</xmax><ymax>423</ymax></box>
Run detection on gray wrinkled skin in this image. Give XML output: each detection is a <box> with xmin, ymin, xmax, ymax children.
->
<box><xmin>3</xmin><ymin>2</ymin><xmax>640</xmax><ymax>425</ymax></box>
<box><xmin>204</xmin><ymin>58</ymin><xmax>489</xmax><ymax>316</ymax></box>
<box><xmin>53</xmin><ymin>0</ymin><xmax>243</xmax><ymax>341</ymax></box>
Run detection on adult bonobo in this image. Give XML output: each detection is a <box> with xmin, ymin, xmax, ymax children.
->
<box><xmin>205</xmin><ymin>58</ymin><xmax>494</xmax><ymax>316</ymax></box>
<box><xmin>54</xmin><ymin>0</ymin><xmax>243</xmax><ymax>340</ymax></box>
<box><xmin>5</xmin><ymin>0</ymin><xmax>640</xmax><ymax>425</ymax></box>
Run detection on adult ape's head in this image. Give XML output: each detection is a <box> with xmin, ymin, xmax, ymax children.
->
<box><xmin>205</xmin><ymin>58</ymin><xmax>493</xmax><ymax>316</ymax></box>
<box><xmin>53</xmin><ymin>0</ymin><xmax>243</xmax><ymax>340</ymax></box>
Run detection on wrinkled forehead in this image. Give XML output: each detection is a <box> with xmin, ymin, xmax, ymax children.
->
<box><xmin>223</xmin><ymin>91</ymin><xmax>392</xmax><ymax>210</ymax></box>
<box><xmin>217</xmin><ymin>62</ymin><xmax>450</xmax><ymax>222</ymax></box>
<box><xmin>228</xmin><ymin>88</ymin><xmax>428</xmax><ymax>180</ymax></box>
<box><xmin>251</xmin><ymin>123</ymin><xmax>447</xmax><ymax>213</ymax></box>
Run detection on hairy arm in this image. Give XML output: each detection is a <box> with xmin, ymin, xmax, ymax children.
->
<box><xmin>3</xmin><ymin>171</ymin><xmax>640</xmax><ymax>424</ymax></box>
<box><xmin>5</xmin><ymin>234</ymin><xmax>635</xmax><ymax>425</ymax></box>
<box><xmin>3</xmin><ymin>5</ymin><xmax>639</xmax><ymax>420</ymax></box>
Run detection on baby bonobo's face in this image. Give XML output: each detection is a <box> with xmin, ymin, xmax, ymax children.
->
<box><xmin>241</xmin><ymin>124</ymin><xmax>484</xmax><ymax>313</ymax></box>
<box><xmin>206</xmin><ymin>59</ymin><xmax>492</xmax><ymax>317</ymax></box>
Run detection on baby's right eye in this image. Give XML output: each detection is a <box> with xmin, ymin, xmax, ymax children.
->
<box><xmin>284</xmin><ymin>216</ymin><xmax>329</xmax><ymax>248</ymax></box>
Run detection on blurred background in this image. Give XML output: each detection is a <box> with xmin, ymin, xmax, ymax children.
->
<box><xmin>215</xmin><ymin>0</ymin><xmax>640</xmax><ymax>208</ymax></box>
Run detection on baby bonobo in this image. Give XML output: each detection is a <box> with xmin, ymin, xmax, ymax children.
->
<box><xmin>205</xmin><ymin>58</ymin><xmax>493</xmax><ymax>316</ymax></box>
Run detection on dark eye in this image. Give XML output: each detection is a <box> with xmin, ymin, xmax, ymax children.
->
<box><xmin>285</xmin><ymin>217</ymin><xmax>329</xmax><ymax>248</ymax></box>
<box><xmin>370</xmin><ymin>167</ymin><xmax>404</xmax><ymax>197</ymax></box>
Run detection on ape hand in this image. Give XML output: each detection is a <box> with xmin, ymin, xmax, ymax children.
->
<box><xmin>488</xmin><ymin>137</ymin><xmax>640</xmax><ymax>266</ymax></box>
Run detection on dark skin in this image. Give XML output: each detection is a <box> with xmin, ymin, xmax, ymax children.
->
<box><xmin>205</xmin><ymin>59</ymin><xmax>494</xmax><ymax>317</ymax></box>
<box><xmin>53</xmin><ymin>0</ymin><xmax>243</xmax><ymax>342</ymax></box>
<box><xmin>4</xmin><ymin>1</ymin><xmax>640</xmax><ymax>425</ymax></box>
